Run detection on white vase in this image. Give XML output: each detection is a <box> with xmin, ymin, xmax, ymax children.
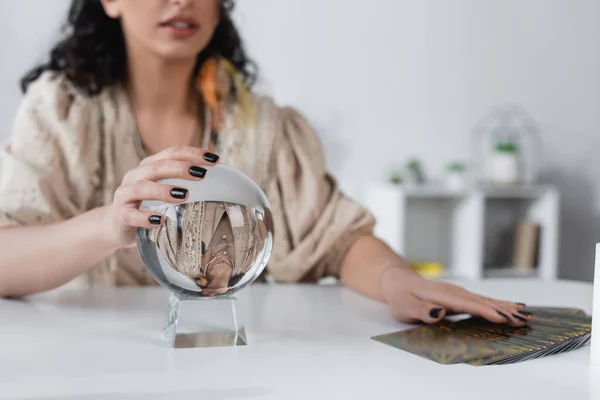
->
<box><xmin>445</xmin><ymin>172</ymin><xmax>466</xmax><ymax>190</ymax></box>
<box><xmin>488</xmin><ymin>153</ymin><xmax>519</xmax><ymax>184</ymax></box>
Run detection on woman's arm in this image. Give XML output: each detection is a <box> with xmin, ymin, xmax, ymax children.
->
<box><xmin>0</xmin><ymin>207</ymin><xmax>116</xmax><ymax>298</ymax></box>
<box><xmin>339</xmin><ymin>234</ymin><xmax>532</xmax><ymax>327</ymax></box>
<box><xmin>0</xmin><ymin>146</ymin><xmax>221</xmax><ymax>298</ymax></box>
<box><xmin>263</xmin><ymin>104</ymin><xmax>531</xmax><ymax>327</ymax></box>
<box><xmin>338</xmin><ymin>234</ymin><xmax>410</xmax><ymax>302</ymax></box>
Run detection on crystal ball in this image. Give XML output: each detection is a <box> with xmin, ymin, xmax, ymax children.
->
<box><xmin>136</xmin><ymin>164</ymin><xmax>273</xmax><ymax>298</ymax></box>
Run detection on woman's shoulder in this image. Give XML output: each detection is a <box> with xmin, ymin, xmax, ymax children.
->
<box><xmin>245</xmin><ymin>92</ymin><xmax>327</xmax><ymax>180</ymax></box>
<box><xmin>8</xmin><ymin>71</ymin><xmax>108</xmax><ymax>170</ymax></box>
<box><xmin>249</xmin><ymin>93</ymin><xmax>320</xmax><ymax>144</ymax></box>
<box><xmin>18</xmin><ymin>70</ymin><xmax>98</xmax><ymax>125</ymax></box>
<box><xmin>256</xmin><ymin>94</ymin><xmax>325</xmax><ymax>156</ymax></box>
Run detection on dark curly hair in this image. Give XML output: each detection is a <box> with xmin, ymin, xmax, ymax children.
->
<box><xmin>20</xmin><ymin>0</ymin><xmax>257</xmax><ymax>97</ymax></box>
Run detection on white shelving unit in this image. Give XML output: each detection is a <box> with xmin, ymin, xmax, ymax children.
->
<box><xmin>363</xmin><ymin>183</ymin><xmax>560</xmax><ymax>280</ymax></box>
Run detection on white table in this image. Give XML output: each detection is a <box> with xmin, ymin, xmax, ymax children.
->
<box><xmin>1</xmin><ymin>279</ymin><xmax>598</xmax><ymax>400</ymax></box>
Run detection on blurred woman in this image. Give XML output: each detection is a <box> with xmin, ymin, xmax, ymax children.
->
<box><xmin>0</xmin><ymin>0</ymin><xmax>531</xmax><ymax>326</ymax></box>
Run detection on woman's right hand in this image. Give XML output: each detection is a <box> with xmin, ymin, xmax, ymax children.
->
<box><xmin>100</xmin><ymin>146</ymin><xmax>220</xmax><ymax>249</ymax></box>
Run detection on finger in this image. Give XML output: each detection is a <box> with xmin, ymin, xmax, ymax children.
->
<box><xmin>123</xmin><ymin>159</ymin><xmax>207</xmax><ymax>185</ymax></box>
<box><xmin>494</xmin><ymin>306</ymin><xmax>531</xmax><ymax>327</ymax></box>
<box><xmin>392</xmin><ymin>293</ymin><xmax>447</xmax><ymax>324</ymax></box>
<box><xmin>493</xmin><ymin>307</ymin><xmax>523</xmax><ymax>326</ymax></box>
<box><xmin>469</xmin><ymin>295</ymin><xmax>532</xmax><ymax>326</ymax></box>
<box><xmin>139</xmin><ymin>146</ymin><xmax>220</xmax><ymax>167</ymax></box>
<box><xmin>460</xmin><ymin>293</ymin><xmax>528</xmax><ymax>326</ymax></box>
<box><xmin>114</xmin><ymin>180</ymin><xmax>189</xmax><ymax>206</ymax></box>
<box><xmin>486</xmin><ymin>298</ymin><xmax>531</xmax><ymax>316</ymax></box>
<box><xmin>116</xmin><ymin>208</ymin><xmax>165</xmax><ymax>229</ymax></box>
<box><xmin>417</xmin><ymin>284</ymin><xmax>512</xmax><ymax>324</ymax></box>
<box><xmin>481</xmin><ymin>296</ymin><xmax>527</xmax><ymax>311</ymax></box>
<box><xmin>507</xmin><ymin>303</ymin><xmax>533</xmax><ymax>323</ymax></box>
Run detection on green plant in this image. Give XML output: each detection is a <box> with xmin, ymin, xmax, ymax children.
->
<box><xmin>407</xmin><ymin>159</ymin><xmax>421</xmax><ymax>170</ymax></box>
<box><xmin>447</xmin><ymin>162</ymin><xmax>467</xmax><ymax>173</ymax></box>
<box><xmin>389</xmin><ymin>171</ymin><xmax>403</xmax><ymax>184</ymax></box>
<box><xmin>494</xmin><ymin>141</ymin><xmax>520</xmax><ymax>154</ymax></box>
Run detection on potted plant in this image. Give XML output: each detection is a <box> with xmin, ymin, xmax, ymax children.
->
<box><xmin>389</xmin><ymin>170</ymin><xmax>403</xmax><ymax>185</ymax></box>
<box><xmin>445</xmin><ymin>161</ymin><xmax>468</xmax><ymax>190</ymax></box>
<box><xmin>488</xmin><ymin>140</ymin><xmax>520</xmax><ymax>184</ymax></box>
<box><xmin>406</xmin><ymin>158</ymin><xmax>426</xmax><ymax>185</ymax></box>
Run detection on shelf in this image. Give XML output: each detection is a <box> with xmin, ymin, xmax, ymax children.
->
<box><xmin>379</xmin><ymin>183</ymin><xmax>554</xmax><ymax>200</ymax></box>
<box><xmin>418</xmin><ymin>267</ymin><xmax>539</xmax><ymax>281</ymax></box>
<box><xmin>397</xmin><ymin>186</ymin><xmax>467</xmax><ymax>198</ymax></box>
<box><xmin>478</xmin><ymin>184</ymin><xmax>554</xmax><ymax>199</ymax></box>
<box><xmin>484</xmin><ymin>267</ymin><xmax>539</xmax><ymax>279</ymax></box>
<box><xmin>364</xmin><ymin>182</ymin><xmax>559</xmax><ymax>281</ymax></box>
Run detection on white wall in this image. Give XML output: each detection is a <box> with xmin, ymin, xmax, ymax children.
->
<box><xmin>0</xmin><ymin>0</ymin><xmax>599</xmax><ymax>281</ymax></box>
<box><xmin>0</xmin><ymin>0</ymin><xmax>70</xmax><ymax>137</ymax></box>
<box><xmin>233</xmin><ymin>0</ymin><xmax>600</xmax><ymax>282</ymax></box>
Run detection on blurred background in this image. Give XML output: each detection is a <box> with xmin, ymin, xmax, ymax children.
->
<box><xmin>1</xmin><ymin>0</ymin><xmax>599</xmax><ymax>282</ymax></box>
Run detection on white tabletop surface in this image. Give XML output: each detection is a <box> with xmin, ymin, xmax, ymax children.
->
<box><xmin>1</xmin><ymin>278</ymin><xmax>599</xmax><ymax>400</ymax></box>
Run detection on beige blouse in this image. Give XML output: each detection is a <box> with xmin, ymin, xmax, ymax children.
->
<box><xmin>0</xmin><ymin>71</ymin><xmax>375</xmax><ymax>287</ymax></box>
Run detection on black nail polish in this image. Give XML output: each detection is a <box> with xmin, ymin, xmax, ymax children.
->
<box><xmin>497</xmin><ymin>311</ymin><xmax>509</xmax><ymax>320</ymax></box>
<box><xmin>519</xmin><ymin>311</ymin><xmax>532</xmax><ymax>317</ymax></box>
<box><xmin>149</xmin><ymin>215</ymin><xmax>162</xmax><ymax>225</ymax></box>
<box><xmin>204</xmin><ymin>152</ymin><xmax>219</xmax><ymax>163</ymax></box>
<box><xmin>516</xmin><ymin>302</ymin><xmax>526</xmax><ymax>307</ymax></box>
<box><xmin>513</xmin><ymin>314</ymin><xmax>527</xmax><ymax>322</ymax></box>
<box><xmin>170</xmin><ymin>188</ymin><xmax>188</xmax><ymax>199</ymax></box>
<box><xmin>189</xmin><ymin>166</ymin><xmax>207</xmax><ymax>178</ymax></box>
<box><xmin>429</xmin><ymin>307</ymin><xmax>442</xmax><ymax>318</ymax></box>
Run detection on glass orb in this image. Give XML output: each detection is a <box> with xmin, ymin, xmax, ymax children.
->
<box><xmin>136</xmin><ymin>164</ymin><xmax>273</xmax><ymax>298</ymax></box>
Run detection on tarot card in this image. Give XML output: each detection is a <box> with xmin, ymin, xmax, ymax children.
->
<box><xmin>371</xmin><ymin>323</ymin><xmax>503</xmax><ymax>364</ymax></box>
<box><xmin>373</xmin><ymin>306</ymin><xmax>591</xmax><ymax>366</ymax></box>
<box><xmin>524</xmin><ymin>307</ymin><xmax>587</xmax><ymax>317</ymax></box>
<box><xmin>463</xmin><ymin>309</ymin><xmax>591</xmax><ymax>365</ymax></box>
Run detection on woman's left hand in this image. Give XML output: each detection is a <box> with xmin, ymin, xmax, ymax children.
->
<box><xmin>380</xmin><ymin>267</ymin><xmax>532</xmax><ymax>327</ymax></box>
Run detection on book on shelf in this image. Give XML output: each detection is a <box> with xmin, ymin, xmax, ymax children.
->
<box><xmin>511</xmin><ymin>220</ymin><xmax>540</xmax><ymax>270</ymax></box>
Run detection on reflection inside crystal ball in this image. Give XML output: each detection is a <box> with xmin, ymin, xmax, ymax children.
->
<box><xmin>136</xmin><ymin>166</ymin><xmax>273</xmax><ymax>298</ymax></box>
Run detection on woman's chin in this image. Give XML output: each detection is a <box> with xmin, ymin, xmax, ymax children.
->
<box><xmin>153</xmin><ymin>43</ymin><xmax>208</xmax><ymax>63</ymax></box>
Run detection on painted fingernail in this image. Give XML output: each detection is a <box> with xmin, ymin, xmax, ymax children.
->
<box><xmin>189</xmin><ymin>166</ymin><xmax>207</xmax><ymax>178</ymax></box>
<box><xmin>519</xmin><ymin>311</ymin><xmax>532</xmax><ymax>317</ymax></box>
<box><xmin>513</xmin><ymin>313</ymin><xmax>527</xmax><ymax>322</ymax></box>
<box><xmin>429</xmin><ymin>307</ymin><xmax>443</xmax><ymax>318</ymax></box>
<box><xmin>516</xmin><ymin>302</ymin><xmax>526</xmax><ymax>307</ymax></box>
<box><xmin>170</xmin><ymin>188</ymin><xmax>188</xmax><ymax>199</ymax></box>
<box><xmin>497</xmin><ymin>311</ymin><xmax>509</xmax><ymax>320</ymax></box>
<box><xmin>149</xmin><ymin>215</ymin><xmax>162</xmax><ymax>225</ymax></box>
<box><xmin>204</xmin><ymin>152</ymin><xmax>219</xmax><ymax>163</ymax></box>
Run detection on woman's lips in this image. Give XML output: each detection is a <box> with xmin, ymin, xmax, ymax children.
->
<box><xmin>159</xmin><ymin>16</ymin><xmax>199</xmax><ymax>38</ymax></box>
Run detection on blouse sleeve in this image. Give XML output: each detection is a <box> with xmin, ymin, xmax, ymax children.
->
<box><xmin>264</xmin><ymin>106</ymin><xmax>376</xmax><ymax>282</ymax></box>
<box><xmin>0</xmin><ymin>73</ymin><xmax>98</xmax><ymax>228</ymax></box>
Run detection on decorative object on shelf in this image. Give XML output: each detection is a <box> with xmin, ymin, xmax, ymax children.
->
<box><xmin>489</xmin><ymin>140</ymin><xmax>520</xmax><ymax>184</ymax></box>
<box><xmin>409</xmin><ymin>261</ymin><xmax>445</xmax><ymax>278</ymax></box>
<box><xmin>136</xmin><ymin>163</ymin><xmax>273</xmax><ymax>348</ymax></box>
<box><xmin>471</xmin><ymin>105</ymin><xmax>541</xmax><ymax>186</ymax></box>
<box><xmin>389</xmin><ymin>170</ymin><xmax>404</xmax><ymax>185</ymax></box>
<box><xmin>406</xmin><ymin>158</ymin><xmax>427</xmax><ymax>185</ymax></box>
<box><xmin>444</xmin><ymin>161</ymin><xmax>468</xmax><ymax>190</ymax></box>
<box><xmin>511</xmin><ymin>220</ymin><xmax>540</xmax><ymax>270</ymax></box>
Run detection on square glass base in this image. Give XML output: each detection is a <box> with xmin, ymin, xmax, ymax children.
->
<box><xmin>162</xmin><ymin>292</ymin><xmax>248</xmax><ymax>349</ymax></box>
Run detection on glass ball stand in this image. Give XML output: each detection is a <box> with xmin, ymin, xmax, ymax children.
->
<box><xmin>136</xmin><ymin>164</ymin><xmax>273</xmax><ymax>349</ymax></box>
<box><xmin>162</xmin><ymin>291</ymin><xmax>247</xmax><ymax>349</ymax></box>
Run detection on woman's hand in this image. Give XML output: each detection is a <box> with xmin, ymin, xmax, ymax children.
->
<box><xmin>100</xmin><ymin>146</ymin><xmax>220</xmax><ymax>249</ymax></box>
<box><xmin>381</xmin><ymin>266</ymin><xmax>532</xmax><ymax>327</ymax></box>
